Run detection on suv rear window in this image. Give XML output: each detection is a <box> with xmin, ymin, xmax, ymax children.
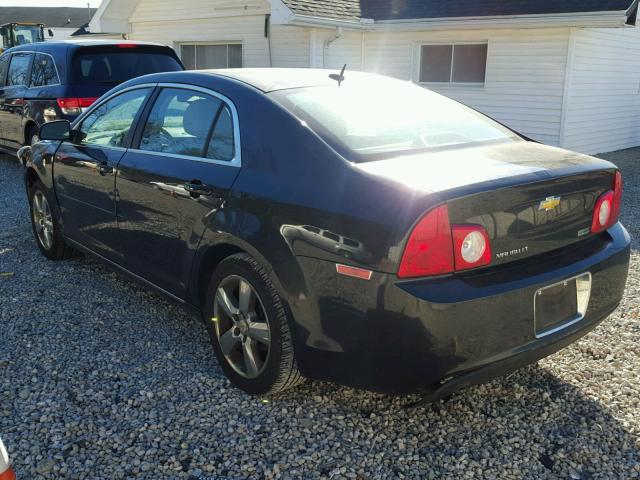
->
<box><xmin>71</xmin><ymin>48</ymin><xmax>182</xmax><ymax>85</ymax></box>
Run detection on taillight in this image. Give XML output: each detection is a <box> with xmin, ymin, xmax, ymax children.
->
<box><xmin>452</xmin><ymin>225</ymin><xmax>492</xmax><ymax>271</ymax></box>
<box><xmin>398</xmin><ymin>204</ymin><xmax>493</xmax><ymax>279</ymax></box>
<box><xmin>591</xmin><ymin>171</ymin><xmax>622</xmax><ymax>233</ymax></box>
<box><xmin>57</xmin><ymin>97</ymin><xmax>98</xmax><ymax>115</ymax></box>
<box><xmin>397</xmin><ymin>205</ymin><xmax>454</xmax><ymax>279</ymax></box>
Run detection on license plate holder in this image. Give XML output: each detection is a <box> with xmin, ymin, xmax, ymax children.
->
<box><xmin>534</xmin><ymin>273</ymin><xmax>592</xmax><ymax>338</ymax></box>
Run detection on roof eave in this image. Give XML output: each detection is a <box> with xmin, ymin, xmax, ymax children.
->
<box><xmin>286</xmin><ymin>10</ymin><xmax>631</xmax><ymax>31</ymax></box>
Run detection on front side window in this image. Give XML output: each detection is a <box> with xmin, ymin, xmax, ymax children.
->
<box><xmin>180</xmin><ymin>44</ymin><xmax>243</xmax><ymax>69</ymax></box>
<box><xmin>30</xmin><ymin>53</ymin><xmax>59</xmax><ymax>87</ymax></box>
<box><xmin>7</xmin><ymin>53</ymin><xmax>32</xmax><ymax>86</ymax></box>
<box><xmin>271</xmin><ymin>76</ymin><xmax>518</xmax><ymax>160</ymax></box>
<box><xmin>79</xmin><ymin>88</ymin><xmax>151</xmax><ymax>148</ymax></box>
<box><xmin>140</xmin><ymin>87</ymin><xmax>236</xmax><ymax>161</ymax></box>
<box><xmin>419</xmin><ymin>43</ymin><xmax>487</xmax><ymax>84</ymax></box>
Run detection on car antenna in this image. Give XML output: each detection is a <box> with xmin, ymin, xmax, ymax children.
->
<box><xmin>329</xmin><ymin>64</ymin><xmax>347</xmax><ymax>86</ymax></box>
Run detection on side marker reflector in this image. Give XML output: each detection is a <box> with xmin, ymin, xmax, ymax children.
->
<box><xmin>336</xmin><ymin>264</ymin><xmax>373</xmax><ymax>280</ymax></box>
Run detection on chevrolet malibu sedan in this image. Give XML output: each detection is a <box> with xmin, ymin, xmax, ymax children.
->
<box><xmin>22</xmin><ymin>69</ymin><xmax>630</xmax><ymax>400</ymax></box>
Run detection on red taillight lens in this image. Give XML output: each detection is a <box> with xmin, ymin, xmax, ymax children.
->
<box><xmin>452</xmin><ymin>225</ymin><xmax>492</xmax><ymax>271</ymax></box>
<box><xmin>57</xmin><ymin>97</ymin><xmax>98</xmax><ymax>115</ymax></box>
<box><xmin>117</xmin><ymin>43</ymin><xmax>138</xmax><ymax>48</ymax></box>
<box><xmin>397</xmin><ymin>205</ymin><xmax>454</xmax><ymax>279</ymax></box>
<box><xmin>398</xmin><ymin>205</ymin><xmax>495</xmax><ymax>279</ymax></box>
<box><xmin>78</xmin><ymin>97</ymin><xmax>98</xmax><ymax>107</ymax></box>
<box><xmin>591</xmin><ymin>171</ymin><xmax>622</xmax><ymax>234</ymax></box>
<box><xmin>57</xmin><ymin>97</ymin><xmax>80</xmax><ymax>110</ymax></box>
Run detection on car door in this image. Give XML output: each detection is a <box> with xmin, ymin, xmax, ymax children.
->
<box><xmin>0</xmin><ymin>54</ymin><xmax>9</xmax><ymax>146</ymax></box>
<box><xmin>1</xmin><ymin>52</ymin><xmax>32</xmax><ymax>149</ymax></box>
<box><xmin>53</xmin><ymin>86</ymin><xmax>153</xmax><ymax>260</ymax></box>
<box><xmin>116</xmin><ymin>85</ymin><xmax>241</xmax><ymax>298</ymax></box>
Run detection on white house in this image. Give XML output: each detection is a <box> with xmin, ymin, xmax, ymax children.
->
<box><xmin>88</xmin><ymin>0</ymin><xmax>640</xmax><ymax>155</ymax></box>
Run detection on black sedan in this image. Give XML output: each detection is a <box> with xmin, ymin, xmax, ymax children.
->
<box><xmin>22</xmin><ymin>69</ymin><xmax>630</xmax><ymax>400</ymax></box>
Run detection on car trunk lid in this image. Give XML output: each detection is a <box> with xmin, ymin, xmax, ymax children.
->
<box><xmin>357</xmin><ymin>140</ymin><xmax>618</xmax><ymax>269</ymax></box>
<box><xmin>446</xmin><ymin>169</ymin><xmax>614</xmax><ymax>265</ymax></box>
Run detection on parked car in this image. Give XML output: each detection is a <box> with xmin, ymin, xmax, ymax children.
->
<box><xmin>0</xmin><ymin>40</ymin><xmax>183</xmax><ymax>157</ymax></box>
<box><xmin>21</xmin><ymin>69</ymin><xmax>630</xmax><ymax>400</ymax></box>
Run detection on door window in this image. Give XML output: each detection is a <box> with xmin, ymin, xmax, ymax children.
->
<box><xmin>78</xmin><ymin>88</ymin><xmax>151</xmax><ymax>148</ymax></box>
<box><xmin>140</xmin><ymin>87</ymin><xmax>236</xmax><ymax>160</ymax></box>
<box><xmin>7</xmin><ymin>53</ymin><xmax>32</xmax><ymax>86</ymax></box>
<box><xmin>30</xmin><ymin>53</ymin><xmax>59</xmax><ymax>87</ymax></box>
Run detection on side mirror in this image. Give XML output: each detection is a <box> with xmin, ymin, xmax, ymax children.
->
<box><xmin>48</xmin><ymin>29</ymin><xmax>54</xmax><ymax>38</ymax></box>
<box><xmin>39</xmin><ymin>120</ymin><xmax>71</xmax><ymax>141</ymax></box>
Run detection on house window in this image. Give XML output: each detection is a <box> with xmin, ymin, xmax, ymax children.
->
<box><xmin>180</xmin><ymin>44</ymin><xmax>243</xmax><ymax>70</ymax></box>
<box><xmin>419</xmin><ymin>43</ymin><xmax>487</xmax><ymax>84</ymax></box>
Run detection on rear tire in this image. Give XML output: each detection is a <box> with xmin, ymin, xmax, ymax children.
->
<box><xmin>28</xmin><ymin>179</ymin><xmax>79</xmax><ymax>260</ymax></box>
<box><xmin>203</xmin><ymin>253</ymin><xmax>304</xmax><ymax>395</ymax></box>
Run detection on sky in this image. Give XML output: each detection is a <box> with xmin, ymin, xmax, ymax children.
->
<box><xmin>1</xmin><ymin>0</ymin><xmax>101</xmax><ymax>6</ymax></box>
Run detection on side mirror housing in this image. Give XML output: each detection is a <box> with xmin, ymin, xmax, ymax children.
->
<box><xmin>39</xmin><ymin>120</ymin><xmax>71</xmax><ymax>141</ymax></box>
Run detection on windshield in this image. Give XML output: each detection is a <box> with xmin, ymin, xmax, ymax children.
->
<box><xmin>270</xmin><ymin>77</ymin><xmax>520</xmax><ymax>161</ymax></box>
<box><xmin>14</xmin><ymin>25</ymin><xmax>43</xmax><ymax>45</ymax></box>
<box><xmin>72</xmin><ymin>49</ymin><xmax>182</xmax><ymax>85</ymax></box>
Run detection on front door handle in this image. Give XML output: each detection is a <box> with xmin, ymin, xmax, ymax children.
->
<box><xmin>96</xmin><ymin>163</ymin><xmax>113</xmax><ymax>175</ymax></box>
<box><xmin>184</xmin><ymin>181</ymin><xmax>213</xmax><ymax>196</ymax></box>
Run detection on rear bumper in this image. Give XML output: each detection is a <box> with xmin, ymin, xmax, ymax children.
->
<box><xmin>292</xmin><ymin>223</ymin><xmax>631</xmax><ymax>394</ymax></box>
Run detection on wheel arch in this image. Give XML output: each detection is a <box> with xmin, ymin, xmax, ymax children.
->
<box><xmin>23</xmin><ymin>120</ymin><xmax>38</xmax><ymax>145</ymax></box>
<box><xmin>187</xmin><ymin>225</ymin><xmax>314</xmax><ymax>345</ymax></box>
<box><xmin>24</xmin><ymin>166</ymin><xmax>40</xmax><ymax>192</ymax></box>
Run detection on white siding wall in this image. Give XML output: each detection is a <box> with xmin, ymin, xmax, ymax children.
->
<box><xmin>312</xmin><ymin>30</ymin><xmax>364</xmax><ymax>70</ymax></box>
<box><xmin>362</xmin><ymin>28</ymin><xmax>570</xmax><ymax>146</ymax></box>
<box><xmin>563</xmin><ymin>26</ymin><xmax>640</xmax><ymax>154</ymax></box>
<box><xmin>129</xmin><ymin>0</ymin><xmax>313</xmax><ymax>68</ymax></box>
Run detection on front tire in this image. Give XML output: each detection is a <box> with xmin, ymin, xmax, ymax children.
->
<box><xmin>203</xmin><ymin>253</ymin><xmax>304</xmax><ymax>395</ymax></box>
<box><xmin>28</xmin><ymin>180</ymin><xmax>78</xmax><ymax>260</ymax></box>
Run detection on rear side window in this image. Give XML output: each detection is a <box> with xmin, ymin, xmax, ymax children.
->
<box><xmin>206</xmin><ymin>106</ymin><xmax>234</xmax><ymax>161</ymax></box>
<box><xmin>72</xmin><ymin>49</ymin><xmax>182</xmax><ymax>85</ymax></box>
<box><xmin>0</xmin><ymin>55</ymin><xmax>9</xmax><ymax>87</ymax></box>
<box><xmin>140</xmin><ymin>87</ymin><xmax>236</xmax><ymax>161</ymax></box>
<box><xmin>30</xmin><ymin>53</ymin><xmax>59</xmax><ymax>87</ymax></box>
<box><xmin>7</xmin><ymin>53</ymin><xmax>32</xmax><ymax>86</ymax></box>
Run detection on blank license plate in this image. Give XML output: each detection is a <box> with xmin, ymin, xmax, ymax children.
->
<box><xmin>534</xmin><ymin>273</ymin><xmax>592</xmax><ymax>337</ymax></box>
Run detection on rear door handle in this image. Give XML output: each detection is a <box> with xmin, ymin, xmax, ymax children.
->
<box><xmin>184</xmin><ymin>182</ymin><xmax>213</xmax><ymax>196</ymax></box>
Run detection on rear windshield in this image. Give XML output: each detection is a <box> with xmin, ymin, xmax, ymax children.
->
<box><xmin>71</xmin><ymin>48</ymin><xmax>182</xmax><ymax>85</ymax></box>
<box><xmin>270</xmin><ymin>77</ymin><xmax>520</xmax><ymax>161</ymax></box>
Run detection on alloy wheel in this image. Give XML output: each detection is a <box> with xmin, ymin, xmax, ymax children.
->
<box><xmin>32</xmin><ymin>191</ymin><xmax>54</xmax><ymax>250</ymax></box>
<box><xmin>213</xmin><ymin>275</ymin><xmax>271</xmax><ymax>379</ymax></box>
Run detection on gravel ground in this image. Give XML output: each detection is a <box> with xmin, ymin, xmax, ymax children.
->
<box><xmin>0</xmin><ymin>150</ymin><xmax>639</xmax><ymax>480</ymax></box>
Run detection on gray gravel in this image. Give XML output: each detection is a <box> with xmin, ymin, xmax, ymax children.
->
<box><xmin>1</xmin><ymin>150</ymin><xmax>639</xmax><ymax>479</ymax></box>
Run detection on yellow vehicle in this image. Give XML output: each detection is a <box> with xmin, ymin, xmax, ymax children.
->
<box><xmin>0</xmin><ymin>23</ymin><xmax>46</xmax><ymax>53</ymax></box>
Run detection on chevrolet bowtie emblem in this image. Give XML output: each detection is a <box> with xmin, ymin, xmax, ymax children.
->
<box><xmin>538</xmin><ymin>196</ymin><xmax>561</xmax><ymax>211</ymax></box>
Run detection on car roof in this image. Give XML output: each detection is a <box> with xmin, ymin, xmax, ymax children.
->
<box><xmin>156</xmin><ymin>68</ymin><xmax>399</xmax><ymax>93</ymax></box>
<box><xmin>6</xmin><ymin>39</ymin><xmax>170</xmax><ymax>54</ymax></box>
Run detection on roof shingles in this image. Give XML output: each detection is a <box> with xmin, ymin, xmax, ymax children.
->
<box><xmin>281</xmin><ymin>0</ymin><xmax>636</xmax><ymax>22</ymax></box>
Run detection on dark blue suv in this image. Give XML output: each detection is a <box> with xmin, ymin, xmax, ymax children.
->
<box><xmin>0</xmin><ymin>40</ymin><xmax>183</xmax><ymax>154</ymax></box>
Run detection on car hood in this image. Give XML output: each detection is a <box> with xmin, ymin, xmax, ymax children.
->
<box><xmin>355</xmin><ymin>140</ymin><xmax>615</xmax><ymax>194</ymax></box>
